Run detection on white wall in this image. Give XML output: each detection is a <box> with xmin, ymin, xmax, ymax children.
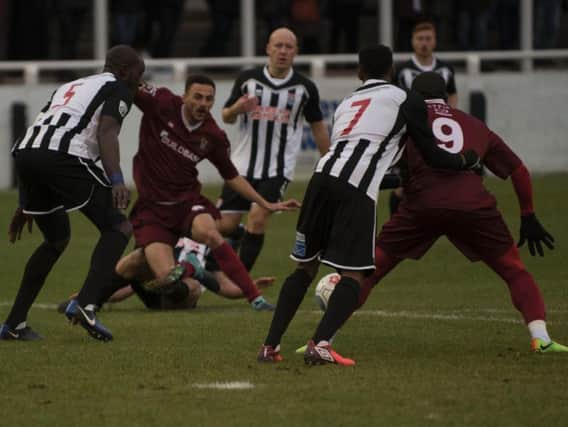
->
<box><xmin>1</xmin><ymin>72</ymin><xmax>567</xmax><ymax>189</ymax></box>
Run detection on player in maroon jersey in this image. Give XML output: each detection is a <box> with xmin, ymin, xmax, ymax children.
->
<box><xmin>111</xmin><ymin>75</ymin><xmax>300</xmax><ymax>312</ymax></box>
<box><xmin>357</xmin><ymin>72</ymin><xmax>566</xmax><ymax>353</ymax></box>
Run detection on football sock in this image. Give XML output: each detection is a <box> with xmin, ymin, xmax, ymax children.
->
<box><xmin>389</xmin><ymin>191</ymin><xmax>402</xmax><ymax>216</ymax></box>
<box><xmin>226</xmin><ymin>223</ymin><xmax>246</xmax><ymax>252</ymax></box>
<box><xmin>265</xmin><ymin>268</ymin><xmax>313</xmax><ymax>347</ymax></box>
<box><xmin>211</xmin><ymin>242</ymin><xmax>260</xmax><ymax>301</ymax></box>
<box><xmin>313</xmin><ymin>276</ymin><xmax>360</xmax><ymax>344</ymax></box>
<box><xmin>483</xmin><ymin>245</ymin><xmax>546</xmax><ymax>324</ymax></box>
<box><xmin>77</xmin><ymin>231</ymin><xmax>129</xmax><ymax>307</ymax></box>
<box><xmin>96</xmin><ymin>271</ymin><xmax>131</xmax><ymax>307</ymax></box>
<box><xmin>5</xmin><ymin>240</ymin><xmax>66</xmax><ymax>328</ymax></box>
<box><xmin>528</xmin><ymin>320</ymin><xmax>551</xmax><ymax>343</ymax></box>
<box><xmin>131</xmin><ymin>281</ymin><xmax>162</xmax><ymax>309</ymax></box>
<box><xmin>239</xmin><ymin>231</ymin><xmax>265</xmax><ymax>271</ymax></box>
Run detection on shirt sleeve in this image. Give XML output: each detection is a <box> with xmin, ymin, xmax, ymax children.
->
<box><xmin>446</xmin><ymin>65</ymin><xmax>457</xmax><ymax>95</ymax></box>
<box><xmin>401</xmin><ymin>91</ymin><xmax>464</xmax><ymax>170</ymax></box>
<box><xmin>483</xmin><ymin>130</ymin><xmax>522</xmax><ymax>179</ymax></box>
<box><xmin>303</xmin><ymin>81</ymin><xmax>323</xmax><ymax>123</ymax></box>
<box><xmin>224</xmin><ymin>72</ymin><xmax>247</xmax><ymax>108</ymax></box>
<box><xmin>208</xmin><ymin>131</ymin><xmax>239</xmax><ymax>180</ymax></box>
<box><xmin>100</xmin><ymin>80</ymin><xmax>133</xmax><ymax>125</ymax></box>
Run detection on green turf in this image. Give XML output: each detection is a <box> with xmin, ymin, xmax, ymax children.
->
<box><xmin>1</xmin><ymin>175</ymin><xmax>567</xmax><ymax>427</ymax></box>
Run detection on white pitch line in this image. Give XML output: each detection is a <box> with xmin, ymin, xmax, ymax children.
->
<box><xmin>0</xmin><ymin>302</ymin><xmax>566</xmax><ymax>325</ymax></box>
<box><xmin>192</xmin><ymin>381</ymin><xmax>255</xmax><ymax>390</ymax></box>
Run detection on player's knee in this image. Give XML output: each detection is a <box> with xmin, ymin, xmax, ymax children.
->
<box><xmin>296</xmin><ymin>261</ymin><xmax>319</xmax><ymax>283</ymax></box>
<box><xmin>112</xmin><ymin>220</ymin><xmax>133</xmax><ymax>240</ymax></box>
<box><xmin>202</xmin><ymin>228</ymin><xmax>225</xmax><ymax>248</ymax></box>
<box><xmin>46</xmin><ymin>236</ymin><xmax>70</xmax><ymax>255</ymax></box>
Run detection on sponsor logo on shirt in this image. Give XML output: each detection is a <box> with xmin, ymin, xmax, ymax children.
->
<box><xmin>199</xmin><ymin>137</ymin><xmax>208</xmax><ymax>151</ymax></box>
<box><xmin>249</xmin><ymin>106</ymin><xmax>290</xmax><ymax>123</ymax></box>
<box><xmin>160</xmin><ymin>130</ymin><xmax>201</xmax><ymax>162</ymax></box>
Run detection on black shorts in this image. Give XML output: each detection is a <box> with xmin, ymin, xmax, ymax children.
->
<box><xmin>14</xmin><ymin>149</ymin><xmax>125</xmax><ymax>226</ymax></box>
<box><xmin>377</xmin><ymin>204</ymin><xmax>514</xmax><ymax>262</ymax></box>
<box><xmin>290</xmin><ymin>173</ymin><xmax>376</xmax><ymax>271</ymax></box>
<box><xmin>217</xmin><ymin>176</ymin><xmax>289</xmax><ymax>212</ymax></box>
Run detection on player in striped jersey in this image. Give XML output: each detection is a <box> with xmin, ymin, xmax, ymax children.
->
<box><xmin>257</xmin><ymin>45</ymin><xmax>481</xmax><ymax>365</ymax></box>
<box><xmin>2</xmin><ymin>45</ymin><xmax>145</xmax><ymax>342</ymax></box>
<box><xmin>217</xmin><ymin>27</ymin><xmax>330</xmax><ymax>271</ymax></box>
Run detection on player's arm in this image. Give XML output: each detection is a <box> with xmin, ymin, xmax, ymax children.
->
<box><xmin>309</xmin><ymin>120</ymin><xmax>330</xmax><ymax>155</ymax></box>
<box><xmin>222</xmin><ymin>75</ymin><xmax>257</xmax><ymax>124</ymax></box>
<box><xmin>484</xmin><ymin>132</ymin><xmax>554</xmax><ymax>256</ymax></box>
<box><xmin>225</xmin><ymin>175</ymin><xmax>300</xmax><ymax>212</ymax></box>
<box><xmin>402</xmin><ymin>91</ymin><xmax>479</xmax><ymax>170</ymax></box>
<box><xmin>447</xmin><ymin>93</ymin><xmax>458</xmax><ymax>108</ymax></box>
<box><xmin>98</xmin><ymin>82</ymin><xmax>132</xmax><ymax>209</ymax></box>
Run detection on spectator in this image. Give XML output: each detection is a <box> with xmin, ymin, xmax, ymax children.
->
<box><xmin>534</xmin><ymin>0</ymin><xmax>562</xmax><ymax>49</ymax></box>
<box><xmin>51</xmin><ymin>0</ymin><xmax>91</xmax><ymax>59</ymax></box>
<box><xmin>289</xmin><ymin>0</ymin><xmax>322</xmax><ymax>53</ymax></box>
<box><xmin>455</xmin><ymin>0</ymin><xmax>492</xmax><ymax>50</ymax></box>
<box><xmin>111</xmin><ymin>0</ymin><xmax>140</xmax><ymax>47</ymax></box>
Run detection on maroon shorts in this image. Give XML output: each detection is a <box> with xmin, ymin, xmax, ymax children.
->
<box><xmin>377</xmin><ymin>204</ymin><xmax>514</xmax><ymax>262</ymax></box>
<box><xmin>130</xmin><ymin>196</ymin><xmax>221</xmax><ymax>248</ymax></box>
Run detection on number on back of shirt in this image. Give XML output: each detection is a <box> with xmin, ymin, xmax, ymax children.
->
<box><xmin>432</xmin><ymin>117</ymin><xmax>463</xmax><ymax>153</ymax></box>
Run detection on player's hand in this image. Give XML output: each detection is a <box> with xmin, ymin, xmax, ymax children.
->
<box><xmin>112</xmin><ymin>184</ymin><xmax>131</xmax><ymax>210</ymax></box>
<box><xmin>253</xmin><ymin>276</ymin><xmax>276</xmax><ymax>289</ymax></box>
<box><xmin>235</xmin><ymin>95</ymin><xmax>258</xmax><ymax>113</ymax></box>
<box><xmin>8</xmin><ymin>207</ymin><xmax>33</xmax><ymax>243</ymax></box>
<box><xmin>517</xmin><ymin>213</ymin><xmax>554</xmax><ymax>256</ymax></box>
<box><xmin>265</xmin><ymin>198</ymin><xmax>301</xmax><ymax>212</ymax></box>
<box><xmin>462</xmin><ymin>150</ymin><xmax>482</xmax><ymax>172</ymax></box>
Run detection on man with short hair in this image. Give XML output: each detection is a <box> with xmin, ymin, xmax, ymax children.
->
<box><xmin>99</xmin><ymin>75</ymin><xmax>299</xmax><ymax>317</ymax></box>
<box><xmin>2</xmin><ymin>45</ymin><xmax>145</xmax><ymax>342</ymax></box>
<box><xmin>218</xmin><ymin>27</ymin><xmax>330</xmax><ymax>272</ymax></box>
<box><xmin>257</xmin><ymin>46</ymin><xmax>480</xmax><ymax>365</ymax></box>
<box><xmin>358</xmin><ymin>72</ymin><xmax>567</xmax><ymax>354</ymax></box>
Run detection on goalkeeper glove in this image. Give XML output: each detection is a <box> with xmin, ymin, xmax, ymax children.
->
<box><xmin>517</xmin><ymin>213</ymin><xmax>554</xmax><ymax>256</ymax></box>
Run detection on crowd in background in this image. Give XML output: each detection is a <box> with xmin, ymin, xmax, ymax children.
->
<box><xmin>0</xmin><ymin>0</ymin><xmax>566</xmax><ymax>61</ymax></box>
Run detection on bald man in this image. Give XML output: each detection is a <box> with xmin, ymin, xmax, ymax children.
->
<box><xmin>217</xmin><ymin>27</ymin><xmax>330</xmax><ymax>272</ymax></box>
<box><xmin>3</xmin><ymin>45</ymin><xmax>145</xmax><ymax>342</ymax></box>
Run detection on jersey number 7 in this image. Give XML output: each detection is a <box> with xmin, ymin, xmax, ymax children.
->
<box><xmin>340</xmin><ymin>98</ymin><xmax>371</xmax><ymax>136</ymax></box>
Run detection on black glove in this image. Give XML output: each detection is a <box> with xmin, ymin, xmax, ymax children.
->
<box><xmin>462</xmin><ymin>150</ymin><xmax>482</xmax><ymax>172</ymax></box>
<box><xmin>517</xmin><ymin>213</ymin><xmax>554</xmax><ymax>256</ymax></box>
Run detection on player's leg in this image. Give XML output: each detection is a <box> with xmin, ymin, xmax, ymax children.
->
<box><xmin>1</xmin><ymin>210</ymin><xmax>70</xmax><ymax>340</ymax></box>
<box><xmin>191</xmin><ymin>212</ymin><xmax>269</xmax><ymax>308</ymax></box>
<box><xmin>142</xmin><ymin>242</ymin><xmax>192</xmax><ymax>301</ymax></box>
<box><xmin>358</xmin><ymin>245</ymin><xmax>403</xmax><ymax>308</ymax></box>
<box><xmin>389</xmin><ymin>187</ymin><xmax>404</xmax><ymax>216</ymax></box>
<box><xmin>482</xmin><ymin>245</ymin><xmax>567</xmax><ymax>352</ymax></box>
<box><xmin>448</xmin><ymin>209</ymin><xmax>567</xmax><ymax>352</ymax></box>
<box><xmin>240</xmin><ymin>177</ymin><xmax>289</xmax><ymax>271</ymax></box>
<box><xmin>241</xmin><ymin>203</ymin><xmax>271</xmax><ymax>270</ymax></box>
<box><xmin>216</xmin><ymin>181</ymin><xmax>249</xmax><ymax>251</ymax></box>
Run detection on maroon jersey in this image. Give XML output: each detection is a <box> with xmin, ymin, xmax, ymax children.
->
<box><xmin>404</xmin><ymin>99</ymin><xmax>522</xmax><ymax>210</ymax></box>
<box><xmin>133</xmin><ymin>85</ymin><xmax>238</xmax><ymax>202</ymax></box>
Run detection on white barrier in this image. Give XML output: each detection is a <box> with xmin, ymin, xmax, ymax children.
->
<box><xmin>1</xmin><ymin>72</ymin><xmax>567</xmax><ymax>189</ymax></box>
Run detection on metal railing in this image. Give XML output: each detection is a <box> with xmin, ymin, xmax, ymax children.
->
<box><xmin>0</xmin><ymin>49</ymin><xmax>567</xmax><ymax>85</ymax></box>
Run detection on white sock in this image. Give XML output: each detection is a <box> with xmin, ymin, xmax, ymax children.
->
<box><xmin>15</xmin><ymin>321</ymin><xmax>27</xmax><ymax>330</ymax></box>
<box><xmin>528</xmin><ymin>320</ymin><xmax>551</xmax><ymax>343</ymax></box>
<box><xmin>84</xmin><ymin>304</ymin><xmax>98</xmax><ymax>312</ymax></box>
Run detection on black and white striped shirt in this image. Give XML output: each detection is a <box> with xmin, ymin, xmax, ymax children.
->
<box><xmin>12</xmin><ymin>72</ymin><xmax>132</xmax><ymax>161</ymax></box>
<box><xmin>224</xmin><ymin>66</ymin><xmax>323</xmax><ymax>181</ymax></box>
<box><xmin>316</xmin><ymin>79</ymin><xmax>452</xmax><ymax>202</ymax></box>
<box><xmin>395</xmin><ymin>55</ymin><xmax>457</xmax><ymax>96</ymax></box>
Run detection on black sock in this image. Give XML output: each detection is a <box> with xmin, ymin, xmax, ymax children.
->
<box><xmin>312</xmin><ymin>277</ymin><xmax>360</xmax><ymax>344</ymax></box>
<box><xmin>77</xmin><ymin>231</ymin><xmax>129</xmax><ymax>307</ymax></box>
<box><xmin>265</xmin><ymin>268</ymin><xmax>313</xmax><ymax>347</ymax></box>
<box><xmin>131</xmin><ymin>281</ymin><xmax>162</xmax><ymax>309</ymax></box>
<box><xmin>5</xmin><ymin>241</ymin><xmax>65</xmax><ymax>327</ymax></box>
<box><xmin>389</xmin><ymin>191</ymin><xmax>402</xmax><ymax>216</ymax></box>
<box><xmin>240</xmin><ymin>231</ymin><xmax>264</xmax><ymax>271</ymax></box>
<box><xmin>96</xmin><ymin>271</ymin><xmax>130</xmax><ymax>307</ymax></box>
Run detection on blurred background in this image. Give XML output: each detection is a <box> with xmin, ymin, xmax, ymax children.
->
<box><xmin>0</xmin><ymin>0</ymin><xmax>566</xmax><ymax>189</ymax></box>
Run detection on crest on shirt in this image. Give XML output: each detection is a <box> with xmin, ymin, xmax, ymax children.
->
<box><xmin>286</xmin><ymin>92</ymin><xmax>296</xmax><ymax>106</ymax></box>
<box><xmin>118</xmin><ymin>100</ymin><xmax>129</xmax><ymax>118</ymax></box>
<box><xmin>168</xmin><ymin>121</ymin><xmax>175</xmax><ymax>128</ymax></box>
<box><xmin>199</xmin><ymin>138</ymin><xmax>209</xmax><ymax>151</ymax></box>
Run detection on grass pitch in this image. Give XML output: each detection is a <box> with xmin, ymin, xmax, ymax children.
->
<box><xmin>1</xmin><ymin>175</ymin><xmax>567</xmax><ymax>427</ymax></box>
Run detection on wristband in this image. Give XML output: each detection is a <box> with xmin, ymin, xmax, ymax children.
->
<box><xmin>109</xmin><ymin>172</ymin><xmax>124</xmax><ymax>185</ymax></box>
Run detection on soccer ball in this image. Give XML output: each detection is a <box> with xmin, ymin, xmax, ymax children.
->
<box><xmin>314</xmin><ymin>273</ymin><xmax>341</xmax><ymax>311</ymax></box>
